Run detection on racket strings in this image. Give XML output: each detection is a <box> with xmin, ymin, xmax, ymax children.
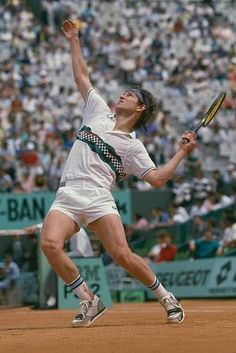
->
<box><xmin>203</xmin><ymin>92</ymin><xmax>226</xmax><ymax>127</ymax></box>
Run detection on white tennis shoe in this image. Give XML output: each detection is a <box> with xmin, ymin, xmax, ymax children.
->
<box><xmin>160</xmin><ymin>292</ymin><xmax>185</xmax><ymax>324</ymax></box>
<box><xmin>72</xmin><ymin>295</ymin><xmax>106</xmax><ymax>328</ymax></box>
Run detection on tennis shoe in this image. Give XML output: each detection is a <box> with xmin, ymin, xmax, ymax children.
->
<box><xmin>72</xmin><ymin>295</ymin><xmax>106</xmax><ymax>328</ymax></box>
<box><xmin>160</xmin><ymin>292</ymin><xmax>185</xmax><ymax>324</ymax></box>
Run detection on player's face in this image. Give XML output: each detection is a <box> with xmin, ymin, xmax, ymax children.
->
<box><xmin>116</xmin><ymin>91</ymin><xmax>140</xmax><ymax>113</ymax></box>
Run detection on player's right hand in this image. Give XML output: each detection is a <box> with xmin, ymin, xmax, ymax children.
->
<box><xmin>179</xmin><ymin>131</ymin><xmax>196</xmax><ymax>154</ymax></box>
<box><xmin>61</xmin><ymin>20</ymin><xmax>79</xmax><ymax>41</ymax></box>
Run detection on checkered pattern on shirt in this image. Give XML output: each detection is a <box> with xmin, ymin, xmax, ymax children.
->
<box><xmin>77</xmin><ymin>126</ymin><xmax>126</xmax><ymax>182</ymax></box>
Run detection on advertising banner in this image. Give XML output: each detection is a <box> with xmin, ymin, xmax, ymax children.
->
<box><xmin>0</xmin><ymin>192</ymin><xmax>55</xmax><ymax>229</ymax></box>
<box><xmin>146</xmin><ymin>257</ymin><xmax>236</xmax><ymax>299</ymax></box>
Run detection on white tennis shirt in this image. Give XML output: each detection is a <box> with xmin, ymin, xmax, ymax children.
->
<box><xmin>60</xmin><ymin>89</ymin><xmax>156</xmax><ymax>190</ymax></box>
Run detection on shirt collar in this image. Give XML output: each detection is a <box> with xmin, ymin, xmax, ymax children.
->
<box><xmin>107</xmin><ymin>130</ymin><xmax>135</xmax><ymax>139</ymax></box>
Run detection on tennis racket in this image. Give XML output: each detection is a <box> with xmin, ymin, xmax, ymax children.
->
<box><xmin>182</xmin><ymin>91</ymin><xmax>226</xmax><ymax>144</ymax></box>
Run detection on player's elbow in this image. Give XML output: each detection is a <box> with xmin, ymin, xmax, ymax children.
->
<box><xmin>74</xmin><ymin>75</ymin><xmax>83</xmax><ymax>86</ymax></box>
<box><xmin>150</xmin><ymin>179</ymin><xmax>166</xmax><ymax>189</ymax></box>
<box><xmin>74</xmin><ymin>73</ymin><xmax>89</xmax><ymax>85</ymax></box>
<box><xmin>143</xmin><ymin>170</ymin><xmax>168</xmax><ymax>189</ymax></box>
<box><xmin>144</xmin><ymin>179</ymin><xmax>165</xmax><ymax>189</ymax></box>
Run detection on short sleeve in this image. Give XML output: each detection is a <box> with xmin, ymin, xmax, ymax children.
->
<box><xmin>82</xmin><ymin>89</ymin><xmax>110</xmax><ymax>126</ymax></box>
<box><xmin>125</xmin><ymin>140</ymin><xmax>156</xmax><ymax>178</ymax></box>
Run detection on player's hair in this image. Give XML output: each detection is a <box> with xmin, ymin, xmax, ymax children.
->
<box><xmin>132</xmin><ymin>88</ymin><xmax>159</xmax><ymax>131</ymax></box>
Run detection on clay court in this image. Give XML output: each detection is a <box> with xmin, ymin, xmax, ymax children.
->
<box><xmin>0</xmin><ymin>300</ymin><xmax>236</xmax><ymax>353</ymax></box>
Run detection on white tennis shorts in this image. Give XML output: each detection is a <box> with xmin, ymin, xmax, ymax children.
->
<box><xmin>48</xmin><ymin>180</ymin><xmax>120</xmax><ymax>227</ymax></box>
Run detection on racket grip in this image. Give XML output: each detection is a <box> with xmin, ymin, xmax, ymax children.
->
<box><xmin>182</xmin><ymin>137</ymin><xmax>190</xmax><ymax>145</ymax></box>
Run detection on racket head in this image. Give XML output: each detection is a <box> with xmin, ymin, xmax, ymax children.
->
<box><xmin>202</xmin><ymin>92</ymin><xmax>226</xmax><ymax>127</ymax></box>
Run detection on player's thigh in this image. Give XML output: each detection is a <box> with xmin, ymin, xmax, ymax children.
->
<box><xmin>88</xmin><ymin>214</ymin><xmax>130</xmax><ymax>256</ymax></box>
<box><xmin>41</xmin><ymin>210</ymin><xmax>79</xmax><ymax>247</ymax></box>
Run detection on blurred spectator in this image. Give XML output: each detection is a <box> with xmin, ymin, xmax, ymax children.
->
<box><xmin>156</xmin><ymin>233</ymin><xmax>177</xmax><ymax>263</ymax></box>
<box><xmin>212</xmin><ymin>169</ymin><xmax>225</xmax><ymax>193</ymax></box>
<box><xmin>147</xmin><ymin>234</ymin><xmax>165</xmax><ymax>262</ymax></box>
<box><xmin>223</xmin><ymin>164</ymin><xmax>236</xmax><ymax>184</ymax></box>
<box><xmin>221</xmin><ymin>218</ymin><xmax>236</xmax><ymax>251</ymax></box>
<box><xmin>168</xmin><ymin>204</ymin><xmax>189</xmax><ymax>223</ymax></box>
<box><xmin>149</xmin><ymin>207</ymin><xmax>171</xmax><ymax>229</ymax></box>
<box><xmin>67</xmin><ymin>228</ymin><xmax>94</xmax><ymax>258</ymax></box>
<box><xmin>32</xmin><ymin>173</ymin><xmax>48</xmax><ymax>192</ymax></box>
<box><xmin>218</xmin><ymin>192</ymin><xmax>234</xmax><ymax>208</ymax></box>
<box><xmin>189</xmin><ymin>228</ymin><xmax>222</xmax><ymax>259</ymax></box>
<box><xmin>147</xmin><ymin>232</ymin><xmax>177</xmax><ymax>263</ymax></box>
<box><xmin>190</xmin><ymin>199</ymin><xmax>207</xmax><ymax>217</ymax></box>
<box><xmin>0</xmin><ymin>168</ymin><xmax>13</xmax><ymax>192</ymax></box>
<box><xmin>191</xmin><ymin>216</ymin><xmax>205</xmax><ymax>238</ymax></box>
<box><xmin>205</xmin><ymin>218</ymin><xmax>221</xmax><ymax>238</ymax></box>
<box><xmin>126</xmin><ymin>213</ymin><xmax>149</xmax><ymax>237</ymax></box>
<box><xmin>192</xmin><ymin>170</ymin><xmax>213</xmax><ymax>200</ymax></box>
<box><xmin>0</xmin><ymin>253</ymin><xmax>20</xmax><ymax>292</ymax></box>
<box><xmin>172</xmin><ymin>175</ymin><xmax>192</xmax><ymax>206</ymax></box>
<box><xmin>201</xmin><ymin>192</ymin><xmax>220</xmax><ymax>213</ymax></box>
<box><xmin>201</xmin><ymin>191</ymin><xmax>233</xmax><ymax>213</ymax></box>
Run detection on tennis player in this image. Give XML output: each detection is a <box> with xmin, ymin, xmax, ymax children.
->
<box><xmin>40</xmin><ymin>20</ymin><xmax>196</xmax><ymax>327</ymax></box>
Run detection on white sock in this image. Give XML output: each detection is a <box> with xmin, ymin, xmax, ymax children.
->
<box><xmin>148</xmin><ymin>276</ymin><xmax>169</xmax><ymax>302</ymax></box>
<box><xmin>67</xmin><ymin>275</ymin><xmax>94</xmax><ymax>301</ymax></box>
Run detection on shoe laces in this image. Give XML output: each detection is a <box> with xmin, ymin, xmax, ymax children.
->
<box><xmin>162</xmin><ymin>294</ymin><xmax>178</xmax><ymax>310</ymax></box>
<box><xmin>76</xmin><ymin>300</ymin><xmax>91</xmax><ymax>319</ymax></box>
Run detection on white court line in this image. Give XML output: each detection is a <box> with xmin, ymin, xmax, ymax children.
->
<box><xmin>106</xmin><ymin>307</ymin><xmax>236</xmax><ymax>314</ymax></box>
<box><xmin>3</xmin><ymin>306</ymin><xmax>236</xmax><ymax>316</ymax></box>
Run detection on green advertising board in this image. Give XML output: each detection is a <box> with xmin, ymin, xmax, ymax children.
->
<box><xmin>207</xmin><ymin>258</ymin><xmax>236</xmax><ymax>296</ymax></box>
<box><xmin>0</xmin><ymin>191</ymin><xmax>132</xmax><ymax>229</ymax></box>
<box><xmin>0</xmin><ymin>192</ymin><xmax>55</xmax><ymax>229</ymax></box>
<box><xmin>112</xmin><ymin>190</ymin><xmax>131</xmax><ymax>224</ymax></box>
<box><xmin>146</xmin><ymin>257</ymin><xmax>236</xmax><ymax>299</ymax></box>
<box><xmin>57</xmin><ymin>257</ymin><xmax>113</xmax><ymax>308</ymax></box>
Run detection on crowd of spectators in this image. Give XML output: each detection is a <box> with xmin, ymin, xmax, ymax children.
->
<box><xmin>127</xmin><ymin>189</ymin><xmax>236</xmax><ymax>262</ymax></box>
<box><xmin>142</xmin><ymin>208</ymin><xmax>236</xmax><ymax>263</ymax></box>
<box><xmin>0</xmin><ymin>0</ymin><xmax>236</xmax><ymax>193</ymax></box>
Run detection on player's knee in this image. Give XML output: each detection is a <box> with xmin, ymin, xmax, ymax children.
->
<box><xmin>40</xmin><ymin>233</ymin><xmax>62</xmax><ymax>255</ymax></box>
<box><xmin>112</xmin><ymin>248</ymin><xmax>133</xmax><ymax>268</ymax></box>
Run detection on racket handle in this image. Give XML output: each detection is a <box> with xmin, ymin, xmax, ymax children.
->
<box><xmin>182</xmin><ymin>137</ymin><xmax>190</xmax><ymax>145</ymax></box>
<box><xmin>182</xmin><ymin>129</ymin><xmax>197</xmax><ymax>145</ymax></box>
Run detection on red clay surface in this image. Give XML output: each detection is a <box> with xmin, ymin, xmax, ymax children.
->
<box><xmin>0</xmin><ymin>300</ymin><xmax>236</xmax><ymax>353</ymax></box>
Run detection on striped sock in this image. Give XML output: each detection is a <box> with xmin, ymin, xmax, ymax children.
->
<box><xmin>67</xmin><ymin>275</ymin><xmax>94</xmax><ymax>301</ymax></box>
<box><xmin>148</xmin><ymin>276</ymin><xmax>169</xmax><ymax>302</ymax></box>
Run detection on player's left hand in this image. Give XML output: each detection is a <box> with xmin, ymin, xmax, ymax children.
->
<box><xmin>179</xmin><ymin>131</ymin><xmax>196</xmax><ymax>154</ymax></box>
<box><xmin>61</xmin><ymin>20</ymin><xmax>79</xmax><ymax>41</ymax></box>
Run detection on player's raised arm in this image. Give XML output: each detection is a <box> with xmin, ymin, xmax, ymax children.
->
<box><xmin>143</xmin><ymin>131</ymin><xmax>196</xmax><ymax>188</ymax></box>
<box><xmin>61</xmin><ymin>20</ymin><xmax>93</xmax><ymax>101</ymax></box>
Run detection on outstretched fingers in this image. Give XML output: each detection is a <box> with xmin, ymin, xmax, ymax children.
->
<box><xmin>61</xmin><ymin>20</ymin><xmax>76</xmax><ymax>34</ymax></box>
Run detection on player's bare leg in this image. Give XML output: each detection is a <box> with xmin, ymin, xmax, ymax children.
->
<box><xmin>41</xmin><ymin>210</ymin><xmax>79</xmax><ymax>283</ymax></box>
<box><xmin>89</xmin><ymin>214</ymin><xmax>185</xmax><ymax>324</ymax></box>
<box><xmin>89</xmin><ymin>214</ymin><xmax>156</xmax><ymax>285</ymax></box>
<box><xmin>41</xmin><ymin>210</ymin><xmax>106</xmax><ymax>327</ymax></box>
